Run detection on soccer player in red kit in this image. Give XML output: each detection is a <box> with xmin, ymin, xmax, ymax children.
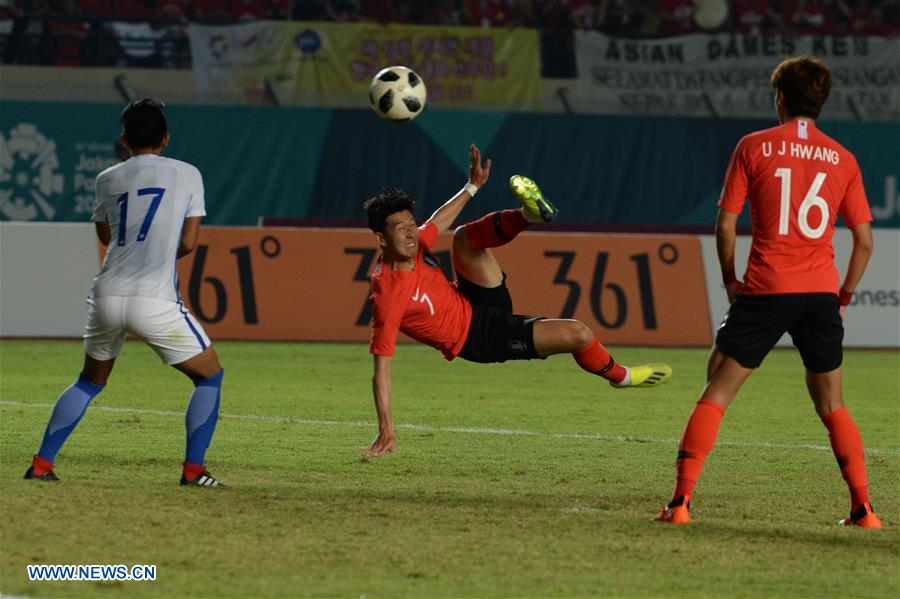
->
<box><xmin>655</xmin><ymin>56</ymin><xmax>881</xmax><ymax>528</ymax></box>
<box><xmin>363</xmin><ymin>144</ymin><xmax>673</xmax><ymax>458</ymax></box>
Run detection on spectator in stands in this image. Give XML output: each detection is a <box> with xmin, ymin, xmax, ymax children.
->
<box><xmin>656</xmin><ymin>0</ymin><xmax>694</xmax><ymax>34</ymax></box>
<box><xmin>230</xmin><ymin>0</ymin><xmax>272</xmax><ymax>21</ymax></box>
<box><xmin>293</xmin><ymin>0</ymin><xmax>326</xmax><ymax>20</ymax></box>
<box><xmin>325</xmin><ymin>0</ymin><xmax>362</xmax><ymax>21</ymax></box>
<box><xmin>78</xmin><ymin>0</ymin><xmax>112</xmax><ymax>17</ymax></box>
<box><xmin>157</xmin><ymin>0</ymin><xmax>189</xmax><ymax>21</ymax></box>
<box><xmin>848</xmin><ymin>0</ymin><xmax>899</xmax><ymax>35</ymax></box>
<box><xmin>425</xmin><ymin>0</ymin><xmax>463</xmax><ymax>25</ymax></box>
<box><xmin>114</xmin><ymin>0</ymin><xmax>150</xmax><ymax>19</ymax></box>
<box><xmin>10</xmin><ymin>0</ymin><xmax>49</xmax><ymax>64</ymax></box>
<box><xmin>538</xmin><ymin>0</ymin><xmax>575</xmax><ymax>77</ymax></box>
<box><xmin>598</xmin><ymin>0</ymin><xmax>645</xmax><ymax>36</ymax></box>
<box><xmin>156</xmin><ymin>0</ymin><xmax>190</xmax><ymax>68</ymax></box>
<box><xmin>791</xmin><ymin>0</ymin><xmax>835</xmax><ymax>35</ymax></box>
<box><xmin>733</xmin><ymin>0</ymin><xmax>769</xmax><ymax>35</ymax></box>
<box><xmin>47</xmin><ymin>0</ymin><xmax>88</xmax><ymax>65</ymax></box>
<box><xmin>766</xmin><ymin>0</ymin><xmax>799</xmax><ymax>34</ymax></box>
<box><xmin>501</xmin><ymin>0</ymin><xmax>537</xmax><ymax>27</ymax></box>
<box><xmin>570</xmin><ymin>0</ymin><xmax>600</xmax><ymax>30</ymax></box>
<box><xmin>0</xmin><ymin>0</ymin><xmax>20</xmax><ymax>19</ymax></box>
<box><xmin>461</xmin><ymin>0</ymin><xmax>505</xmax><ymax>27</ymax></box>
<box><xmin>271</xmin><ymin>0</ymin><xmax>294</xmax><ymax>19</ymax></box>
<box><xmin>193</xmin><ymin>0</ymin><xmax>232</xmax><ymax>21</ymax></box>
<box><xmin>537</xmin><ymin>0</ymin><xmax>573</xmax><ymax>30</ymax></box>
<box><xmin>883</xmin><ymin>0</ymin><xmax>900</xmax><ymax>32</ymax></box>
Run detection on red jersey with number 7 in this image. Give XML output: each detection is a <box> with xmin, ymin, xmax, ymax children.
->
<box><xmin>717</xmin><ymin>120</ymin><xmax>872</xmax><ymax>295</ymax></box>
<box><xmin>369</xmin><ymin>222</ymin><xmax>473</xmax><ymax>360</ymax></box>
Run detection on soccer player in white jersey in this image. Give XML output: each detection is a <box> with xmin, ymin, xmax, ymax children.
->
<box><xmin>24</xmin><ymin>99</ymin><xmax>225</xmax><ymax>487</ymax></box>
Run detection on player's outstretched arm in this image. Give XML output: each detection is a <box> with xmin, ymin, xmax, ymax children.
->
<box><xmin>839</xmin><ymin>222</ymin><xmax>874</xmax><ymax>317</ymax></box>
<box><xmin>366</xmin><ymin>355</ymin><xmax>397</xmax><ymax>458</ymax></box>
<box><xmin>425</xmin><ymin>144</ymin><xmax>492</xmax><ymax>235</ymax></box>
<box><xmin>178</xmin><ymin>216</ymin><xmax>202</xmax><ymax>258</ymax></box>
<box><xmin>715</xmin><ymin>208</ymin><xmax>743</xmax><ymax>302</ymax></box>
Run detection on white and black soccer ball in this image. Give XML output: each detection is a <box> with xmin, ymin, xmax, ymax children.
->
<box><xmin>369</xmin><ymin>66</ymin><xmax>427</xmax><ymax>122</ymax></box>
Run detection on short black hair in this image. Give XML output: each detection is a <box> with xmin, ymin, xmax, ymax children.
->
<box><xmin>363</xmin><ymin>188</ymin><xmax>416</xmax><ymax>233</ymax></box>
<box><xmin>121</xmin><ymin>98</ymin><xmax>168</xmax><ymax>150</ymax></box>
<box><xmin>771</xmin><ymin>56</ymin><xmax>831</xmax><ymax>119</ymax></box>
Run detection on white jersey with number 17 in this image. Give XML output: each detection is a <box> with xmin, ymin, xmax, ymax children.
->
<box><xmin>90</xmin><ymin>154</ymin><xmax>206</xmax><ymax>302</ymax></box>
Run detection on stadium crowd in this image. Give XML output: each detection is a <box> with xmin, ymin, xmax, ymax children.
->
<box><xmin>1</xmin><ymin>0</ymin><xmax>897</xmax><ymax>68</ymax></box>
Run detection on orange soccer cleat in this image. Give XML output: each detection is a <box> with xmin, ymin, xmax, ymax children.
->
<box><xmin>654</xmin><ymin>497</ymin><xmax>691</xmax><ymax>524</ymax></box>
<box><xmin>838</xmin><ymin>502</ymin><xmax>883</xmax><ymax>529</ymax></box>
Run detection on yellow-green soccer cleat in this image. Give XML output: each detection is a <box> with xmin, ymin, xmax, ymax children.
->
<box><xmin>509</xmin><ymin>175</ymin><xmax>559</xmax><ymax>223</ymax></box>
<box><xmin>610</xmin><ymin>363</ymin><xmax>673</xmax><ymax>388</ymax></box>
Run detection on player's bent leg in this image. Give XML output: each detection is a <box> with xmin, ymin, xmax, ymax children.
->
<box><xmin>452</xmin><ymin>225</ymin><xmax>504</xmax><ymax>288</ymax></box>
<box><xmin>532</xmin><ymin>318</ymin><xmax>594</xmax><ymax>356</ymax></box>
<box><xmin>172</xmin><ymin>346</ymin><xmax>222</xmax><ymax>381</ymax></box>
<box><xmin>656</xmin><ymin>353</ymin><xmax>750</xmax><ymax>523</ymax></box>
<box><xmin>460</xmin><ymin>208</ymin><xmax>533</xmax><ymax>251</ymax></box>
<box><xmin>81</xmin><ymin>354</ymin><xmax>117</xmax><ymax>385</ymax></box>
<box><xmin>533</xmin><ymin>319</ymin><xmax>651</xmax><ymax>387</ymax></box>
<box><xmin>808</xmin><ymin>367</ymin><xmax>881</xmax><ymax>528</ymax></box>
<box><xmin>133</xmin><ymin>296</ymin><xmax>225</xmax><ymax>486</ymax></box>
<box><xmin>173</xmin><ymin>348</ymin><xmax>225</xmax><ymax>488</ymax></box>
<box><xmin>533</xmin><ymin>319</ymin><xmax>672</xmax><ymax>388</ymax></box>
<box><xmin>699</xmin><ymin>352</ymin><xmax>752</xmax><ymax>410</ymax></box>
<box><xmin>706</xmin><ymin>345</ymin><xmax>727</xmax><ymax>381</ymax></box>
<box><xmin>24</xmin><ymin>354</ymin><xmax>114</xmax><ymax>481</ymax></box>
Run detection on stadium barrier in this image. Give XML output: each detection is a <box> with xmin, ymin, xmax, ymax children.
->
<box><xmin>3</xmin><ymin>222</ymin><xmax>896</xmax><ymax>347</ymax></box>
<box><xmin>2</xmin><ymin>100</ymin><xmax>898</xmax><ymax>229</ymax></box>
<box><xmin>165</xmin><ymin>226</ymin><xmax>712</xmax><ymax>346</ymax></box>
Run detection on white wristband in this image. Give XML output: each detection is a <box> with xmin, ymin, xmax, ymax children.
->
<box><xmin>464</xmin><ymin>182</ymin><xmax>479</xmax><ymax>197</ymax></box>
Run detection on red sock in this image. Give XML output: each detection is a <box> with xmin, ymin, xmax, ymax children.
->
<box><xmin>573</xmin><ymin>336</ymin><xmax>627</xmax><ymax>383</ymax></box>
<box><xmin>182</xmin><ymin>461</ymin><xmax>205</xmax><ymax>481</ymax></box>
<box><xmin>672</xmin><ymin>399</ymin><xmax>725</xmax><ymax>503</ymax></box>
<box><xmin>31</xmin><ymin>454</ymin><xmax>54</xmax><ymax>477</ymax></box>
<box><xmin>464</xmin><ymin>210</ymin><xmax>530</xmax><ymax>249</ymax></box>
<box><xmin>821</xmin><ymin>406</ymin><xmax>869</xmax><ymax>511</ymax></box>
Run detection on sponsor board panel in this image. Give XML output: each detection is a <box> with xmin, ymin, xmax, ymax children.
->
<box><xmin>0</xmin><ymin>222</ymin><xmax>98</xmax><ymax>337</ymax></box>
<box><xmin>699</xmin><ymin>229</ymin><xmax>900</xmax><ymax>348</ymax></box>
<box><xmin>175</xmin><ymin>227</ymin><xmax>712</xmax><ymax>346</ymax></box>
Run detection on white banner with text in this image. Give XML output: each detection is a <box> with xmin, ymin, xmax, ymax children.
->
<box><xmin>575</xmin><ymin>33</ymin><xmax>900</xmax><ymax>120</ymax></box>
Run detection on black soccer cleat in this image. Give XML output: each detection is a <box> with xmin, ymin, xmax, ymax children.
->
<box><xmin>180</xmin><ymin>470</ymin><xmax>225</xmax><ymax>488</ymax></box>
<box><xmin>24</xmin><ymin>466</ymin><xmax>60</xmax><ymax>481</ymax></box>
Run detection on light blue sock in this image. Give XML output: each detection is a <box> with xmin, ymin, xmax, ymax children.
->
<box><xmin>37</xmin><ymin>374</ymin><xmax>105</xmax><ymax>463</ymax></box>
<box><xmin>184</xmin><ymin>369</ymin><xmax>223</xmax><ymax>466</ymax></box>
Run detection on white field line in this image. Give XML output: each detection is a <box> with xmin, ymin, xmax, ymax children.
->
<box><xmin>2</xmin><ymin>400</ymin><xmax>898</xmax><ymax>457</ymax></box>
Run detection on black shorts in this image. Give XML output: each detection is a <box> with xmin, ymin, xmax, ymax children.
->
<box><xmin>715</xmin><ymin>293</ymin><xmax>843</xmax><ymax>372</ymax></box>
<box><xmin>456</xmin><ymin>273</ymin><xmax>544</xmax><ymax>364</ymax></box>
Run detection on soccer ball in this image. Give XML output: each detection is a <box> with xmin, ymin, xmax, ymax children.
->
<box><xmin>369</xmin><ymin>66</ymin><xmax>427</xmax><ymax>122</ymax></box>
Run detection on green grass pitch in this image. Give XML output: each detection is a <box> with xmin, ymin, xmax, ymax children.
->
<box><xmin>1</xmin><ymin>339</ymin><xmax>898</xmax><ymax>597</ymax></box>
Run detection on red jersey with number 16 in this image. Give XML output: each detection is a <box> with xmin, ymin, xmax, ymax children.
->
<box><xmin>718</xmin><ymin>120</ymin><xmax>872</xmax><ymax>295</ymax></box>
<box><xmin>369</xmin><ymin>222</ymin><xmax>472</xmax><ymax>360</ymax></box>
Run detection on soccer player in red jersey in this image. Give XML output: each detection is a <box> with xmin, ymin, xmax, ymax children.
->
<box><xmin>363</xmin><ymin>144</ymin><xmax>673</xmax><ymax>458</ymax></box>
<box><xmin>655</xmin><ymin>56</ymin><xmax>881</xmax><ymax>528</ymax></box>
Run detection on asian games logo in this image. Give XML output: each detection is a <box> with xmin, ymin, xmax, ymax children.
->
<box><xmin>0</xmin><ymin>123</ymin><xmax>63</xmax><ymax>220</ymax></box>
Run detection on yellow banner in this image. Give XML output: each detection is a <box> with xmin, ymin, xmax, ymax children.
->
<box><xmin>190</xmin><ymin>21</ymin><xmax>540</xmax><ymax>107</ymax></box>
